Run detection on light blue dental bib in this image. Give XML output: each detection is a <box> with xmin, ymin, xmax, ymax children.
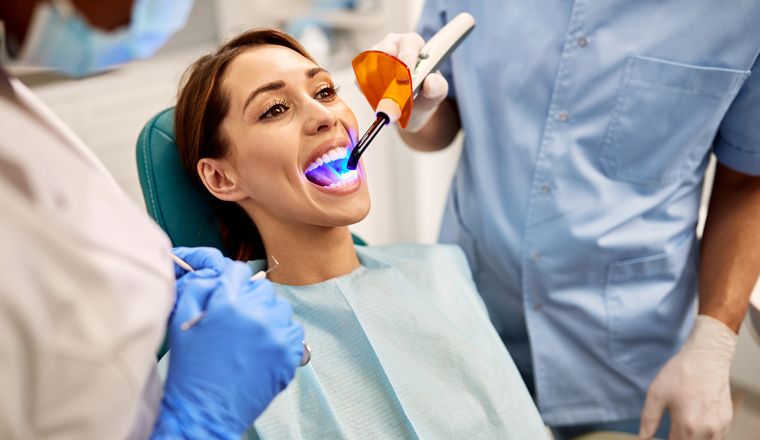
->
<box><xmin>246</xmin><ymin>244</ymin><xmax>547</xmax><ymax>439</ymax></box>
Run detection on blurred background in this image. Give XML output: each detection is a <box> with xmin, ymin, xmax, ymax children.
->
<box><xmin>14</xmin><ymin>1</ymin><xmax>759</xmax><ymax>437</ymax></box>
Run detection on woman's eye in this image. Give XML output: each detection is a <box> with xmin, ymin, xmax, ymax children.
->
<box><xmin>316</xmin><ymin>85</ymin><xmax>340</xmax><ymax>100</ymax></box>
<box><xmin>260</xmin><ymin>102</ymin><xmax>288</xmax><ymax>119</ymax></box>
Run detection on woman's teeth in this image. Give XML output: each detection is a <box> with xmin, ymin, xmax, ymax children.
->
<box><xmin>326</xmin><ymin>171</ymin><xmax>359</xmax><ymax>188</ymax></box>
<box><xmin>304</xmin><ymin>146</ymin><xmax>360</xmax><ymax>188</ymax></box>
<box><xmin>305</xmin><ymin>146</ymin><xmax>348</xmax><ymax>172</ymax></box>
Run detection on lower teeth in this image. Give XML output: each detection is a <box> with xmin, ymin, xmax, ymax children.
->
<box><xmin>327</xmin><ymin>171</ymin><xmax>359</xmax><ymax>188</ymax></box>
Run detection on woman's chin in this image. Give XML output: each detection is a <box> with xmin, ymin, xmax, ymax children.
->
<box><xmin>323</xmin><ymin>191</ymin><xmax>371</xmax><ymax>226</ymax></box>
<box><xmin>345</xmin><ymin>199</ymin><xmax>371</xmax><ymax>225</ymax></box>
<box><xmin>304</xmin><ymin>173</ymin><xmax>371</xmax><ymax>224</ymax></box>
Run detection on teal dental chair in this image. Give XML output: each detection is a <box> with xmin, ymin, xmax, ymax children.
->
<box><xmin>136</xmin><ymin>108</ymin><xmax>228</xmax><ymax>255</ymax></box>
<box><xmin>136</xmin><ymin>108</ymin><xmax>365</xmax><ymax>357</ymax></box>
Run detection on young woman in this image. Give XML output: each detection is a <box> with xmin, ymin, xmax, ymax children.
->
<box><xmin>171</xmin><ymin>28</ymin><xmax>548</xmax><ymax>439</ymax></box>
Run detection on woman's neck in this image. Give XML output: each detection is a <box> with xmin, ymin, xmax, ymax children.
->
<box><xmin>255</xmin><ymin>220</ymin><xmax>360</xmax><ymax>286</ymax></box>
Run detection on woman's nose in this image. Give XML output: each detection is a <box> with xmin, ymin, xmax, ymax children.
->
<box><xmin>305</xmin><ymin>100</ymin><xmax>338</xmax><ymax>134</ymax></box>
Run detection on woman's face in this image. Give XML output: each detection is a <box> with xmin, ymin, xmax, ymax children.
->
<box><xmin>211</xmin><ymin>45</ymin><xmax>370</xmax><ymax>229</ymax></box>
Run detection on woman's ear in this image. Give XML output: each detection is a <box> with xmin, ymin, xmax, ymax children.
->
<box><xmin>198</xmin><ymin>158</ymin><xmax>246</xmax><ymax>202</ymax></box>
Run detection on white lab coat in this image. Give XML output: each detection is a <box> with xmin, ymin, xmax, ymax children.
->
<box><xmin>0</xmin><ymin>76</ymin><xmax>174</xmax><ymax>439</ymax></box>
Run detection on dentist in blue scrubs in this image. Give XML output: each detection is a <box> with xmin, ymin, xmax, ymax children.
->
<box><xmin>375</xmin><ymin>2</ymin><xmax>760</xmax><ymax>439</ymax></box>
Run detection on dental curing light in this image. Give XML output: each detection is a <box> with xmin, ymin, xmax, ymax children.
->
<box><xmin>346</xmin><ymin>12</ymin><xmax>476</xmax><ymax>170</ymax></box>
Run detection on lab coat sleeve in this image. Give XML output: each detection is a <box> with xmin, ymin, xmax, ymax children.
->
<box><xmin>0</xmin><ymin>207</ymin><xmax>39</xmax><ymax>440</ymax></box>
<box><xmin>714</xmin><ymin>52</ymin><xmax>760</xmax><ymax>175</ymax></box>
<box><xmin>415</xmin><ymin>0</ymin><xmax>456</xmax><ymax>100</ymax></box>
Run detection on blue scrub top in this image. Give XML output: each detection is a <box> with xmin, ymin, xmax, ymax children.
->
<box><xmin>418</xmin><ymin>0</ymin><xmax>760</xmax><ymax>426</ymax></box>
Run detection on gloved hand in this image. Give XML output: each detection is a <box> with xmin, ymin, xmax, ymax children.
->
<box><xmin>171</xmin><ymin>246</ymin><xmax>230</xmax><ymax>278</ymax></box>
<box><xmin>166</xmin><ymin>246</ymin><xmax>231</xmax><ymax>325</ymax></box>
<box><xmin>639</xmin><ymin>314</ymin><xmax>738</xmax><ymax>440</ymax></box>
<box><xmin>372</xmin><ymin>32</ymin><xmax>449</xmax><ymax>132</ymax></box>
<box><xmin>152</xmin><ymin>259</ymin><xmax>305</xmax><ymax>439</ymax></box>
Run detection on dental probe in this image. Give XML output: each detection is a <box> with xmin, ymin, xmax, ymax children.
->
<box><xmin>169</xmin><ymin>253</ymin><xmax>311</xmax><ymax>366</ymax></box>
<box><xmin>346</xmin><ymin>12</ymin><xmax>476</xmax><ymax>170</ymax></box>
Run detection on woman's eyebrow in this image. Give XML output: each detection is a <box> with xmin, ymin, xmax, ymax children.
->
<box><xmin>306</xmin><ymin>67</ymin><xmax>328</xmax><ymax>78</ymax></box>
<box><xmin>243</xmin><ymin>80</ymin><xmax>286</xmax><ymax>114</ymax></box>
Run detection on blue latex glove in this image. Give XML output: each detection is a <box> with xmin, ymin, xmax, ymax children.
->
<box><xmin>171</xmin><ymin>246</ymin><xmax>230</xmax><ymax>278</ymax></box>
<box><xmin>165</xmin><ymin>247</ymin><xmax>230</xmax><ymax>325</ymax></box>
<box><xmin>152</xmin><ymin>254</ymin><xmax>305</xmax><ymax>439</ymax></box>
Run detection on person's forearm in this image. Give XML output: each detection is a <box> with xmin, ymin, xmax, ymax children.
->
<box><xmin>699</xmin><ymin>162</ymin><xmax>760</xmax><ymax>333</ymax></box>
<box><xmin>398</xmin><ymin>98</ymin><xmax>462</xmax><ymax>152</ymax></box>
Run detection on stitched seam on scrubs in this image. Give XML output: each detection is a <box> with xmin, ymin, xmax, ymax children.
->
<box><xmin>606</xmin><ymin>231</ymin><xmax>694</xmax><ymax>282</ymax></box>
<box><xmin>141</xmin><ymin>114</ymin><xmax>160</xmax><ymax>224</ymax></box>
<box><xmin>599</xmin><ymin>56</ymin><xmax>635</xmax><ymax>173</ymax></box>
<box><xmin>716</xmin><ymin>135</ymin><xmax>760</xmax><ymax>156</ymax></box>
<box><xmin>627</xmin><ymin>80</ymin><xmax>742</xmax><ymax>97</ymax></box>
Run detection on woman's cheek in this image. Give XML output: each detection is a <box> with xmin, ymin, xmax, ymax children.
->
<box><xmin>337</xmin><ymin>113</ymin><xmax>359</xmax><ymax>144</ymax></box>
<box><xmin>347</xmin><ymin>125</ymin><xmax>359</xmax><ymax>145</ymax></box>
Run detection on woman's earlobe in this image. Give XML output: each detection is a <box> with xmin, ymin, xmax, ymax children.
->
<box><xmin>198</xmin><ymin>159</ymin><xmax>245</xmax><ymax>201</ymax></box>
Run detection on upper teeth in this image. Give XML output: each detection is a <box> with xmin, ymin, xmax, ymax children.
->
<box><xmin>305</xmin><ymin>146</ymin><xmax>348</xmax><ymax>172</ymax></box>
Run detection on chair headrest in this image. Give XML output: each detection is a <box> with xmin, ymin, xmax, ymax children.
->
<box><xmin>136</xmin><ymin>108</ymin><xmax>231</xmax><ymax>256</ymax></box>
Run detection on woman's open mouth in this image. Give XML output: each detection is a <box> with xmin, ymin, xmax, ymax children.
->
<box><xmin>304</xmin><ymin>146</ymin><xmax>359</xmax><ymax>188</ymax></box>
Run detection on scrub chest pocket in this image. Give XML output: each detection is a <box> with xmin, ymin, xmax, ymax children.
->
<box><xmin>599</xmin><ymin>55</ymin><xmax>749</xmax><ymax>186</ymax></box>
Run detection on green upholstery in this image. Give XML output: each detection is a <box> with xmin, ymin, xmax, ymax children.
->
<box><xmin>137</xmin><ymin>108</ymin><xmax>231</xmax><ymax>256</ymax></box>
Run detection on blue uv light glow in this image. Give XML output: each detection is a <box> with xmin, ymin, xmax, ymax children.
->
<box><xmin>326</xmin><ymin>156</ymin><xmax>358</xmax><ymax>181</ymax></box>
<box><xmin>305</xmin><ymin>154</ymin><xmax>359</xmax><ymax>186</ymax></box>
<box><xmin>330</xmin><ymin>157</ymin><xmax>351</xmax><ymax>176</ymax></box>
<box><xmin>339</xmin><ymin>170</ymin><xmax>359</xmax><ymax>180</ymax></box>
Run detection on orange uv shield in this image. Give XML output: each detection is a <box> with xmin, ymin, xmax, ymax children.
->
<box><xmin>352</xmin><ymin>50</ymin><xmax>413</xmax><ymax>129</ymax></box>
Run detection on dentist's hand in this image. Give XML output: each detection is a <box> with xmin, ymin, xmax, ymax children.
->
<box><xmin>372</xmin><ymin>32</ymin><xmax>449</xmax><ymax>132</ymax></box>
<box><xmin>171</xmin><ymin>246</ymin><xmax>230</xmax><ymax>278</ymax></box>
<box><xmin>152</xmin><ymin>259</ymin><xmax>304</xmax><ymax>439</ymax></box>
<box><xmin>639</xmin><ymin>315</ymin><xmax>738</xmax><ymax>440</ymax></box>
<box><xmin>166</xmin><ymin>246</ymin><xmax>231</xmax><ymax>324</ymax></box>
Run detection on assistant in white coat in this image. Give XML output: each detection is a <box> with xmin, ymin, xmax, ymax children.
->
<box><xmin>0</xmin><ymin>72</ymin><xmax>175</xmax><ymax>440</ymax></box>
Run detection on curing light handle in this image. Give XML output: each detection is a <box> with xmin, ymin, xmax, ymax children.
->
<box><xmin>347</xmin><ymin>112</ymin><xmax>390</xmax><ymax>170</ymax></box>
<box><xmin>411</xmin><ymin>12</ymin><xmax>475</xmax><ymax>97</ymax></box>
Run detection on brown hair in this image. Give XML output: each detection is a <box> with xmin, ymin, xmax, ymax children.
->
<box><xmin>175</xmin><ymin>28</ymin><xmax>315</xmax><ymax>261</ymax></box>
